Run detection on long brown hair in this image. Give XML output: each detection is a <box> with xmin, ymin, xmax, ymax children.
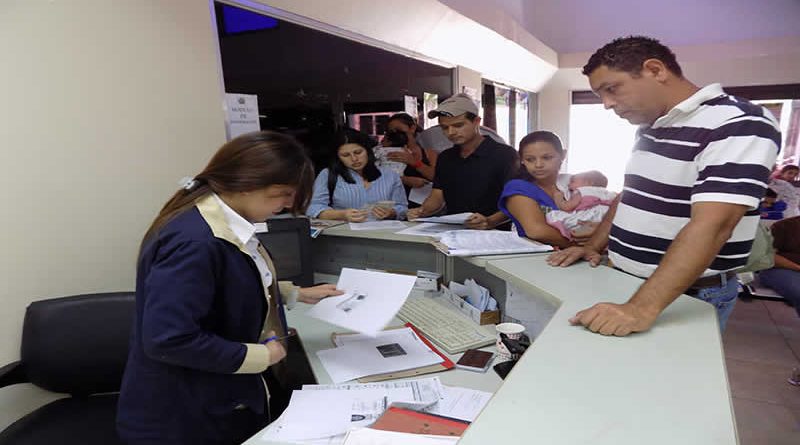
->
<box><xmin>142</xmin><ymin>131</ymin><xmax>314</xmax><ymax>246</ymax></box>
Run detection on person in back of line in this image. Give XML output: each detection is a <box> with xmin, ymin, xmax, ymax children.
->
<box><xmin>117</xmin><ymin>131</ymin><xmax>343</xmax><ymax>445</ymax></box>
<box><xmin>547</xmin><ymin>170</ymin><xmax>617</xmax><ymax>241</ymax></box>
<box><xmin>307</xmin><ymin>130</ymin><xmax>408</xmax><ymax>222</ymax></box>
<box><xmin>406</xmin><ymin>94</ymin><xmax>519</xmax><ymax>229</ymax></box>
<box><xmin>547</xmin><ymin>36</ymin><xmax>780</xmax><ymax>336</ymax></box>
<box><xmin>381</xmin><ymin>112</ymin><xmax>438</xmax><ymax>208</ymax></box>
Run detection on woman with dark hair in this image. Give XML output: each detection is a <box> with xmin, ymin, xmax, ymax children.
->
<box><xmin>381</xmin><ymin>113</ymin><xmax>438</xmax><ymax>207</ymax></box>
<box><xmin>308</xmin><ymin>132</ymin><xmax>408</xmax><ymax>222</ymax></box>
<box><xmin>117</xmin><ymin>131</ymin><xmax>342</xmax><ymax>445</ymax></box>
<box><xmin>498</xmin><ymin>131</ymin><xmax>595</xmax><ymax>247</ymax></box>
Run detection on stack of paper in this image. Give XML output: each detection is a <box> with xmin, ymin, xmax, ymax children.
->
<box><xmin>396</xmin><ymin>222</ymin><xmax>460</xmax><ymax>238</ymax></box>
<box><xmin>259</xmin><ymin>378</ymin><xmax>492</xmax><ymax>444</ymax></box>
<box><xmin>413</xmin><ymin>212</ymin><xmax>473</xmax><ymax>225</ymax></box>
<box><xmin>449</xmin><ymin>279</ymin><xmax>497</xmax><ymax>312</ymax></box>
<box><xmin>259</xmin><ymin>378</ymin><xmax>446</xmax><ymax>444</ymax></box>
<box><xmin>317</xmin><ymin>327</ymin><xmax>444</xmax><ymax>383</ymax></box>
<box><xmin>435</xmin><ymin>230</ymin><xmax>553</xmax><ymax>256</ymax></box>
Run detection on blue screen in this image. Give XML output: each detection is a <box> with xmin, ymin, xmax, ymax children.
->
<box><xmin>223</xmin><ymin>5</ymin><xmax>278</xmax><ymax>34</ymax></box>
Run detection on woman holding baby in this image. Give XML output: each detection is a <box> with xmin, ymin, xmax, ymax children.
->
<box><xmin>498</xmin><ymin>131</ymin><xmax>616</xmax><ymax>247</ymax></box>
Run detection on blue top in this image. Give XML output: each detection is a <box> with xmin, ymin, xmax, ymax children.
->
<box><xmin>498</xmin><ymin>179</ymin><xmax>558</xmax><ymax>238</ymax></box>
<box><xmin>117</xmin><ymin>199</ymin><xmax>272</xmax><ymax>444</ymax></box>
<box><xmin>307</xmin><ymin>166</ymin><xmax>408</xmax><ymax>219</ymax></box>
<box><xmin>759</xmin><ymin>200</ymin><xmax>787</xmax><ymax>220</ymax></box>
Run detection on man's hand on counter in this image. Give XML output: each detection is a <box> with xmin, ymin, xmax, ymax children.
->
<box><xmin>569</xmin><ymin>301</ymin><xmax>659</xmax><ymax>336</ymax></box>
<box><xmin>546</xmin><ymin>246</ymin><xmax>602</xmax><ymax>267</ymax></box>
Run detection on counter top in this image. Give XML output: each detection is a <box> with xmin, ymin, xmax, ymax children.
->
<box><xmin>459</xmin><ymin>255</ymin><xmax>736</xmax><ymax>444</ymax></box>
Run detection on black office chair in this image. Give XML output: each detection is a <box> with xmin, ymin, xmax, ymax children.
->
<box><xmin>0</xmin><ymin>292</ymin><xmax>135</xmax><ymax>445</ymax></box>
<box><xmin>257</xmin><ymin>216</ymin><xmax>318</xmax><ymax>419</ymax></box>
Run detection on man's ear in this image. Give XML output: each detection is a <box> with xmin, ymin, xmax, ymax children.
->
<box><xmin>642</xmin><ymin>58</ymin><xmax>669</xmax><ymax>82</ymax></box>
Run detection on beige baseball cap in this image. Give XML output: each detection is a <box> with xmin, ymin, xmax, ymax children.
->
<box><xmin>427</xmin><ymin>93</ymin><xmax>479</xmax><ymax>119</ymax></box>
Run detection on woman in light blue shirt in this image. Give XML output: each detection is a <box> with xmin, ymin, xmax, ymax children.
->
<box><xmin>308</xmin><ymin>134</ymin><xmax>408</xmax><ymax>221</ymax></box>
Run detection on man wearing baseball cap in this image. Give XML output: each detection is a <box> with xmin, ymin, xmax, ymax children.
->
<box><xmin>407</xmin><ymin>94</ymin><xmax>518</xmax><ymax>229</ymax></box>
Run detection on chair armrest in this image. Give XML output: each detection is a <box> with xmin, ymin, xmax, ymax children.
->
<box><xmin>0</xmin><ymin>361</ymin><xmax>28</xmax><ymax>388</ymax></box>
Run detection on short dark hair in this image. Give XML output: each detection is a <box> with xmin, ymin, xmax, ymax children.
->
<box><xmin>464</xmin><ymin>112</ymin><xmax>478</xmax><ymax>121</ymax></box>
<box><xmin>765</xmin><ymin>188</ymin><xmax>778</xmax><ymax>198</ymax></box>
<box><xmin>781</xmin><ymin>164</ymin><xmax>799</xmax><ymax>173</ymax></box>
<box><xmin>583</xmin><ymin>36</ymin><xmax>683</xmax><ymax>77</ymax></box>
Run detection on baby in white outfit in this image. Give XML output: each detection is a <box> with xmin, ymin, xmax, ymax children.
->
<box><xmin>547</xmin><ymin>170</ymin><xmax>617</xmax><ymax>240</ymax></box>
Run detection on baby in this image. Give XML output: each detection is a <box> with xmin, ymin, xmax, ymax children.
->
<box><xmin>547</xmin><ymin>170</ymin><xmax>617</xmax><ymax>240</ymax></box>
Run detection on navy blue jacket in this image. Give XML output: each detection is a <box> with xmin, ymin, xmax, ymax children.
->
<box><xmin>117</xmin><ymin>196</ymin><xmax>277</xmax><ymax>444</ymax></box>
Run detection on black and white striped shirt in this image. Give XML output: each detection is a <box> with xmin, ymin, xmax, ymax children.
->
<box><xmin>609</xmin><ymin>84</ymin><xmax>781</xmax><ymax>278</ymax></box>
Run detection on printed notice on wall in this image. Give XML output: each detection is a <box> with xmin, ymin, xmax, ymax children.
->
<box><xmin>225</xmin><ymin>93</ymin><xmax>260</xmax><ymax>139</ymax></box>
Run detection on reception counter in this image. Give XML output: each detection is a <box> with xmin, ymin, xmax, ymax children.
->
<box><xmin>250</xmin><ymin>224</ymin><xmax>737</xmax><ymax>444</ymax></box>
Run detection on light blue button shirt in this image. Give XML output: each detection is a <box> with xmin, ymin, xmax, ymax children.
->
<box><xmin>307</xmin><ymin>166</ymin><xmax>408</xmax><ymax>219</ymax></box>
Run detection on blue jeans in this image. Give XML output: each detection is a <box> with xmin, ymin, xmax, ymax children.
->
<box><xmin>758</xmin><ymin>268</ymin><xmax>800</xmax><ymax>318</ymax></box>
<box><xmin>688</xmin><ymin>274</ymin><xmax>739</xmax><ymax>333</ymax></box>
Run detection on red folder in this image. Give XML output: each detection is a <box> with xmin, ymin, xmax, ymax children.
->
<box><xmin>370</xmin><ymin>406</ymin><xmax>470</xmax><ymax>437</ymax></box>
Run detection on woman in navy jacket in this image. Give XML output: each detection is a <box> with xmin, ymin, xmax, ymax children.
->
<box><xmin>117</xmin><ymin>131</ymin><xmax>340</xmax><ymax>445</ymax></box>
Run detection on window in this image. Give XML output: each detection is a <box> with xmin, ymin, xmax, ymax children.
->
<box><xmin>481</xmin><ymin>82</ymin><xmax>531</xmax><ymax>147</ymax></box>
<box><xmin>568</xmin><ymin>101</ymin><xmax>636</xmax><ymax>192</ymax></box>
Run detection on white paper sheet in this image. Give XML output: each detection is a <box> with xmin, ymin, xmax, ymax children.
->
<box><xmin>408</xmin><ymin>181</ymin><xmax>433</xmax><ymax>204</ymax></box>
<box><xmin>316</xmin><ymin>328</ymin><xmax>444</xmax><ymax>383</ymax></box>
<box><xmin>437</xmin><ymin>230</ymin><xmax>553</xmax><ymax>256</ymax></box>
<box><xmin>348</xmin><ymin>220</ymin><xmax>407</xmax><ymax>231</ymax></box>
<box><xmin>303</xmin><ymin>377</ymin><xmax>444</xmax><ymax>414</ymax></box>
<box><xmin>343</xmin><ymin>428</ymin><xmax>460</xmax><ymax>445</ymax></box>
<box><xmin>306</xmin><ymin>269</ymin><xmax>417</xmax><ymax>336</ymax></box>
<box><xmin>396</xmin><ymin>223</ymin><xmax>459</xmax><ymax>238</ymax></box>
<box><xmin>414</xmin><ymin>212</ymin><xmax>473</xmax><ymax>224</ymax></box>
<box><xmin>422</xmin><ymin>385</ymin><xmax>493</xmax><ymax>422</ymax></box>
<box><xmin>261</xmin><ymin>390</ymin><xmax>353</xmax><ymax>441</ymax></box>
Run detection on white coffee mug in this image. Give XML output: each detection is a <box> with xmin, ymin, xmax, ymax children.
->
<box><xmin>495</xmin><ymin>322</ymin><xmax>525</xmax><ymax>362</ymax></box>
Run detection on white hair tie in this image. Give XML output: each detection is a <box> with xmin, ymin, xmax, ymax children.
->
<box><xmin>178</xmin><ymin>176</ymin><xmax>198</xmax><ymax>191</ymax></box>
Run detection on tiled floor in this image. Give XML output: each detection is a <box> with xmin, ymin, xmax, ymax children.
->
<box><xmin>723</xmin><ymin>297</ymin><xmax>800</xmax><ymax>444</ymax></box>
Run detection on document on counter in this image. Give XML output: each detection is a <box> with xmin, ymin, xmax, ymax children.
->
<box><xmin>317</xmin><ymin>328</ymin><xmax>444</xmax><ymax>383</ymax></box>
<box><xmin>422</xmin><ymin>385</ymin><xmax>493</xmax><ymax>422</ymax></box>
<box><xmin>348</xmin><ymin>220</ymin><xmax>407</xmax><ymax>231</ymax></box>
<box><xmin>396</xmin><ymin>222</ymin><xmax>460</xmax><ymax>238</ymax></box>
<box><xmin>306</xmin><ymin>268</ymin><xmax>417</xmax><ymax>336</ymax></box>
<box><xmin>408</xmin><ymin>181</ymin><xmax>433</xmax><ymax>204</ymax></box>
<box><xmin>343</xmin><ymin>428</ymin><xmax>460</xmax><ymax>444</ymax></box>
<box><xmin>435</xmin><ymin>230</ymin><xmax>553</xmax><ymax>256</ymax></box>
<box><xmin>414</xmin><ymin>212</ymin><xmax>473</xmax><ymax>225</ymax></box>
<box><xmin>302</xmin><ymin>376</ymin><xmax>444</xmax><ymax>409</ymax></box>
<box><xmin>260</xmin><ymin>389</ymin><xmax>355</xmax><ymax>442</ymax></box>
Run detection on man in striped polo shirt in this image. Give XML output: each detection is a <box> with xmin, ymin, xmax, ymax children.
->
<box><xmin>548</xmin><ymin>36</ymin><xmax>780</xmax><ymax>336</ymax></box>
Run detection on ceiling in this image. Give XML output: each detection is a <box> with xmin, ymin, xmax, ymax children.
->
<box><xmin>442</xmin><ymin>0</ymin><xmax>800</xmax><ymax>54</ymax></box>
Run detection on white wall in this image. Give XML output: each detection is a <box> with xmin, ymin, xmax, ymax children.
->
<box><xmin>0</xmin><ymin>0</ymin><xmax>226</xmax><ymax>427</ymax></box>
<box><xmin>539</xmin><ymin>37</ymin><xmax>800</xmax><ymax>149</ymax></box>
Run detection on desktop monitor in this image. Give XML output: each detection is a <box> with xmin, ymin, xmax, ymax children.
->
<box><xmin>256</xmin><ymin>217</ymin><xmax>313</xmax><ymax>287</ymax></box>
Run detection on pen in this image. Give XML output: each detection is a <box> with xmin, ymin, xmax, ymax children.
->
<box><xmin>260</xmin><ymin>332</ymin><xmax>296</xmax><ymax>344</ymax></box>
